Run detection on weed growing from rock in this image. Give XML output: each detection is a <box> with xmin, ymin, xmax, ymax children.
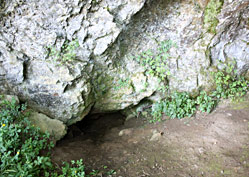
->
<box><xmin>150</xmin><ymin>62</ymin><xmax>248</xmax><ymax>123</ymax></box>
<box><xmin>47</xmin><ymin>39</ymin><xmax>79</xmax><ymax>64</ymax></box>
<box><xmin>114</xmin><ymin>78</ymin><xmax>131</xmax><ymax>91</ymax></box>
<box><xmin>211</xmin><ymin>62</ymin><xmax>248</xmax><ymax>100</ymax></box>
<box><xmin>204</xmin><ymin>0</ymin><xmax>224</xmax><ymax>34</ymax></box>
<box><xmin>134</xmin><ymin>40</ymin><xmax>176</xmax><ymax>83</ymax></box>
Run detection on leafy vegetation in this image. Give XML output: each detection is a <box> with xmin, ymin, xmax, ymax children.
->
<box><xmin>204</xmin><ymin>0</ymin><xmax>224</xmax><ymax>34</ymax></box>
<box><xmin>0</xmin><ymin>97</ymin><xmax>115</xmax><ymax>177</ymax></box>
<box><xmin>52</xmin><ymin>159</ymin><xmax>85</xmax><ymax>177</ymax></box>
<box><xmin>114</xmin><ymin>78</ymin><xmax>130</xmax><ymax>91</ymax></box>
<box><xmin>211</xmin><ymin>63</ymin><xmax>248</xmax><ymax>100</ymax></box>
<box><xmin>150</xmin><ymin>62</ymin><xmax>248</xmax><ymax>123</ymax></box>
<box><xmin>134</xmin><ymin>40</ymin><xmax>176</xmax><ymax>82</ymax></box>
<box><xmin>196</xmin><ymin>91</ymin><xmax>216</xmax><ymax>113</ymax></box>
<box><xmin>151</xmin><ymin>92</ymin><xmax>196</xmax><ymax>123</ymax></box>
<box><xmin>0</xmin><ymin>97</ymin><xmax>54</xmax><ymax>176</ymax></box>
<box><xmin>47</xmin><ymin>39</ymin><xmax>79</xmax><ymax>64</ymax></box>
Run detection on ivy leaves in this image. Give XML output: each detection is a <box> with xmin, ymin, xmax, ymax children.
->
<box><xmin>134</xmin><ymin>40</ymin><xmax>176</xmax><ymax>82</ymax></box>
<box><xmin>150</xmin><ymin>62</ymin><xmax>248</xmax><ymax>123</ymax></box>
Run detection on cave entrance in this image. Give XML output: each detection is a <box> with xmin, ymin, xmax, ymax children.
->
<box><xmin>53</xmin><ymin>111</ymin><xmax>146</xmax><ymax>174</ymax></box>
<box><xmin>59</xmin><ymin>112</ymin><xmax>126</xmax><ymax>144</ymax></box>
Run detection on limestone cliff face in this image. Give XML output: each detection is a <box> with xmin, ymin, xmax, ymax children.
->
<box><xmin>0</xmin><ymin>0</ymin><xmax>147</xmax><ymax>125</ymax></box>
<box><xmin>0</xmin><ymin>0</ymin><xmax>248</xmax><ymax>126</ymax></box>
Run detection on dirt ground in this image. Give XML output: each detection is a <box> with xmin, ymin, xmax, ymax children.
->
<box><xmin>52</xmin><ymin>96</ymin><xmax>249</xmax><ymax>177</ymax></box>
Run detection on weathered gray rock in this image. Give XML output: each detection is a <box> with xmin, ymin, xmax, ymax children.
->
<box><xmin>112</xmin><ymin>0</ymin><xmax>248</xmax><ymax>95</ymax></box>
<box><xmin>0</xmin><ymin>0</ymin><xmax>248</xmax><ymax>134</ymax></box>
<box><xmin>0</xmin><ymin>0</ymin><xmax>147</xmax><ymax>123</ymax></box>
<box><xmin>113</xmin><ymin>0</ymin><xmax>212</xmax><ymax>95</ymax></box>
<box><xmin>210</xmin><ymin>0</ymin><xmax>249</xmax><ymax>75</ymax></box>
<box><xmin>28</xmin><ymin>111</ymin><xmax>67</xmax><ymax>141</ymax></box>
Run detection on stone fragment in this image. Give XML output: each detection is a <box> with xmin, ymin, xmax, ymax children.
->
<box><xmin>119</xmin><ymin>128</ymin><xmax>133</xmax><ymax>136</ymax></box>
<box><xmin>149</xmin><ymin>130</ymin><xmax>163</xmax><ymax>142</ymax></box>
<box><xmin>28</xmin><ymin>111</ymin><xmax>67</xmax><ymax>141</ymax></box>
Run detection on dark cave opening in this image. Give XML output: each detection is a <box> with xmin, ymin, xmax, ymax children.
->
<box><xmin>59</xmin><ymin>112</ymin><xmax>126</xmax><ymax>144</ymax></box>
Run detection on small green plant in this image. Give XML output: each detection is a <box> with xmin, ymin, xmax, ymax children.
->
<box><xmin>157</xmin><ymin>84</ymin><xmax>169</xmax><ymax>93</ymax></box>
<box><xmin>164</xmin><ymin>92</ymin><xmax>197</xmax><ymax>119</ymax></box>
<box><xmin>211</xmin><ymin>62</ymin><xmax>248</xmax><ymax>100</ymax></box>
<box><xmin>47</xmin><ymin>39</ymin><xmax>79</xmax><ymax>64</ymax></box>
<box><xmin>196</xmin><ymin>91</ymin><xmax>216</xmax><ymax>113</ymax></box>
<box><xmin>114</xmin><ymin>78</ymin><xmax>130</xmax><ymax>91</ymax></box>
<box><xmin>204</xmin><ymin>0</ymin><xmax>224</xmax><ymax>34</ymax></box>
<box><xmin>88</xmin><ymin>169</ymin><xmax>99</xmax><ymax>176</ymax></box>
<box><xmin>151</xmin><ymin>92</ymin><xmax>196</xmax><ymax>122</ymax></box>
<box><xmin>51</xmin><ymin>159</ymin><xmax>85</xmax><ymax>177</ymax></box>
<box><xmin>87</xmin><ymin>166</ymin><xmax>116</xmax><ymax>177</ymax></box>
<box><xmin>134</xmin><ymin>40</ymin><xmax>176</xmax><ymax>82</ymax></box>
<box><xmin>106</xmin><ymin>169</ymin><xmax>116</xmax><ymax>175</ymax></box>
<box><xmin>0</xmin><ymin>98</ymin><xmax>54</xmax><ymax>177</ymax></box>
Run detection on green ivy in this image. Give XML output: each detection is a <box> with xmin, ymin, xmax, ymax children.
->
<box><xmin>196</xmin><ymin>91</ymin><xmax>216</xmax><ymax>113</ymax></box>
<box><xmin>149</xmin><ymin>62</ymin><xmax>248</xmax><ymax>123</ymax></box>
<box><xmin>151</xmin><ymin>92</ymin><xmax>196</xmax><ymax>123</ymax></box>
<box><xmin>134</xmin><ymin>40</ymin><xmax>176</xmax><ymax>82</ymax></box>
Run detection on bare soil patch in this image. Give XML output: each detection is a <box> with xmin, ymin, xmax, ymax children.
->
<box><xmin>52</xmin><ymin>97</ymin><xmax>249</xmax><ymax>177</ymax></box>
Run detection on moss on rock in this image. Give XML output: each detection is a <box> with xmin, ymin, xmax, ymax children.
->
<box><xmin>204</xmin><ymin>0</ymin><xmax>224</xmax><ymax>34</ymax></box>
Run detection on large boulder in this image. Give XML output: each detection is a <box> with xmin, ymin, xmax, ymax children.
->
<box><xmin>0</xmin><ymin>0</ymin><xmax>248</xmax><ymax>129</ymax></box>
<box><xmin>0</xmin><ymin>0</ymin><xmax>147</xmax><ymax>124</ymax></box>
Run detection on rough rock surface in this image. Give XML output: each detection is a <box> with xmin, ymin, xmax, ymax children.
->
<box><xmin>210</xmin><ymin>0</ymin><xmax>249</xmax><ymax>74</ymax></box>
<box><xmin>0</xmin><ymin>0</ymin><xmax>248</xmax><ymax>128</ymax></box>
<box><xmin>0</xmin><ymin>0</ymin><xmax>147</xmax><ymax>124</ymax></box>
<box><xmin>116</xmin><ymin>0</ymin><xmax>249</xmax><ymax>94</ymax></box>
<box><xmin>28</xmin><ymin>111</ymin><xmax>67</xmax><ymax>141</ymax></box>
